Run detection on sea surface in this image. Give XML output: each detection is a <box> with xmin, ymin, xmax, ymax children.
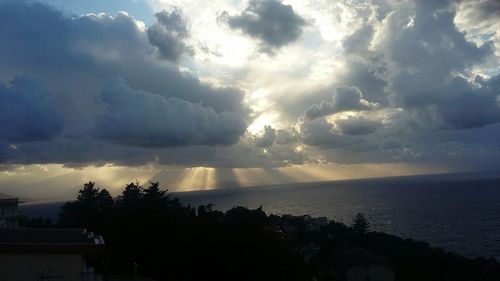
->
<box><xmin>20</xmin><ymin>172</ymin><xmax>500</xmax><ymax>260</ymax></box>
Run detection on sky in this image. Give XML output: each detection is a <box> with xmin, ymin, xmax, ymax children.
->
<box><xmin>0</xmin><ymin>0</ymin><xmax>499</xmax><ymax>199</ymax></box>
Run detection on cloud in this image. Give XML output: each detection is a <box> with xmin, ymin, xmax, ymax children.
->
<box><xmin>377</xmin><ymin>0</ymin><xmax>499</xmax><ymax>129</ymax></box>
<box><xmin>94</xmin><ymin>80</ymin><xmax>247</xmax><ymax>147</ymax></box>
<box><xmin>254</xmin><ymin>125</ymin><xmax>276</xmax><ymax>148</ymax></box>
<box><xmin>0</xmin><ymin>1</ymin><xmax>247</xmax><ymax>114</ymax></box>
<box><xmin>275</xmin><ymin>128</ymin><xmax>299</xmax><ymax>145</ymax></box>
<box><xmin>300</xmin><ymin>118</ymin><xmax>338</xmax><ymax>147</ymax></box>
<box><xmin>305</xmin><ymin>86</ymin><xmax>376</xmax><ymax>120</ymax></box>
<box><xmin>292</xmin><ymin>0</ymin><xmax>500</xmax><ymax>170</ymax></box>
<box><xmin>335</xmin><ymin>116</ymin><xmax>379</xmax><ymax>135</ymax></box>
<box><xmin>0</xmin><ymin>1</ymin><xmax>252</xmax><ymax>167</ymax></box>
<box><xmin>342</xmin><ymin>25</ymin><xmax>374</xmax><ymax>56</ymax></box>
<box><xmin>223</xmin><ymin>0</ymin><xmax>307</xmax><ymax>51</ymax></box>
<box><xmin>455</xmin><ymin>0</ymin><xmax>500</xmax><ymax>33</ymax></box>
<box><xmin>147</xmin><ymin>8</ymin><xmax>191</xmax><ymax>62</ymax></box>
<box><xmin>434</xmin><ymin>75</ymin><xmax>500</xmax><ymax>129</ymax></box>
<box><xmin>0</xmin><ymin>77</ymin><xmax>63</xmax><ymax>142</ymax></box>
<box><xmin>0</xmin><ymin>0</ymin><xmax>499</xmax><ymax>173</ymax></box>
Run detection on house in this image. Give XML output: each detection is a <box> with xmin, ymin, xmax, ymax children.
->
<box><xmin>315</xmin><ymin>217</ymin><xmax>329</xmax><ymax>227</ymax></box>
<box><xmin>0</xmin><ymin>228</ymin><xmax>105</xmax><ymax>281</ymax></box>
<box><xmin>0</xmin><ymin>196</ymin><xmax>105</xmax><ymax>281</ymax></box>
<box><xmin>0</xmin><ymin>196</ymin><xmax>22</xmax><ymax>228</ymax></box>
<box><xmin>304</xmin><ymin>216</ymin><xmax>329</xmax><ymax>232</ymax></box>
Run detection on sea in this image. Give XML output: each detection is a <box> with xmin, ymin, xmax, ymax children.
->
<box><xmin>20</xmin><ymin>172</ymin><xmax>500</xmax><ymax>260</ymax></box>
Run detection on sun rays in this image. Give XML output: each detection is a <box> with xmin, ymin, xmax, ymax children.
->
<box><xmin>174</xmin><ymin>167</ymin><xmax>217</xmax><ymax>192</ymax></box>
<box><xmin>0</xmin><ymin>162</ymin><xmax>448</xmax><ymax>200</ymax></box>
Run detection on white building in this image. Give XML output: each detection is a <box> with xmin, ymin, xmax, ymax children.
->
<box><xmin>0</xmin><ymin>196</ymin><xmax>22</xmax><ymax>228</ymax></box>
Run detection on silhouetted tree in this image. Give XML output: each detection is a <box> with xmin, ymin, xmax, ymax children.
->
<box><xmin>142</xmin><ymin>181</ymin><xmax>170</xmax><ymax>208</ymax></box>
<box><xmin>351</xmin><ymin>212</ymin><xmax>370</xmax><ymax>235</ymax></box>
<box><xmin>225</xmin><ymin>205</ymin><xmax>268</xmax><ymax>228</ymax></box>
<box><xmin>117</xmin><ymin>182</ymin><xmax>143</xmax><ymax>213</ymax></box>
<box><xmin>197</xmin><ymin>204</ymin><xmax>213</xmax><ymax>217</ymax></box>
<box><xmin>59</xmin><ymin>181</ymin><xmax>102</xmax><ymax>229</ymax></box>
<box><xmin>77</xmin><ymin>181</ymin><xmax>99</xmax><ymax>206</ymax></box>
<box><xmin>97</xmin><ymin>189</ymin><xmax>114</xmax><ymax>211</ymax></box>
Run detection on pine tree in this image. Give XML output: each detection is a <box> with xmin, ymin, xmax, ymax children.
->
<box><xmin>118</xmin><ymin>182</ymin><xmax>143</xmax><ymax>212</ymax></box>
<box><xmin>60</xmin><ymin>181</ymin><xmax>100</xmax><ymax>228</ymax></box>
<box><xmin>143</xmin><ymin>181</ymin><xmax>170</xmax><ymax>208</ymax></box>
<box><xmin>77</xmin><ymin>181</ymin><xmax>99</xmax><ymax>208</ymax></box>
<box><xmin>97</xmin><ymin>189</ymin><xmax>114</xmax><ymax>211</ymax></box>
<box><xmin>351</xmin><ymin>212</ymin><xmax>370</xmax><ymax>234</ymax></box>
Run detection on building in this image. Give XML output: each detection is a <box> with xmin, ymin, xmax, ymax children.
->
<box><xmin>0</xmin><ymin>197</ymin><xmax>106</xmax><ymax>281</ymax></box>
<box><xmin>0</xmin><ymin>196</ymin><xmax>22</xmax><ymax>228</ymax></box>
<box><xmin>0</xmin><ymin>228</ymin><xmax>105</xmax><ymax>281</ymax></box>
<box><xmin>304</xmin><ymin>216</ymin><xmax>329</xmax><ymax>232</ymax></box>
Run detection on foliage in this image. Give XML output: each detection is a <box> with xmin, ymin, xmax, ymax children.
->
<box><xmin>117</xmin><ymin>181</ymin><xmax>142</xmax><ymax>212</ymax></box>
<box><xmin>58</xmin><ymin>181</ymin><xmax>308</xmax><ymax>281</ymax></box>
<box><xmin>57</xmin><ymin>181</ymin><xmax>500</xmax><ymax>281</ymax></box>
<box><xmin>59</xmin><ymin>181</ymin><xmax>113</xmax><ymax>230</ymax></box>
<box><xmin>351</xmin><ymin>212</ymin><xmax>370</xmax><ymax>235</ymax></box>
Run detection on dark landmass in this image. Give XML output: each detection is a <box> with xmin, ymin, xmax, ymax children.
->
<box><xmin>21</xmin><ymin>181</ymin><xmax>500</xmax><ymax>281</ymax></box>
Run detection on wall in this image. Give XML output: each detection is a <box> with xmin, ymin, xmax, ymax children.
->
<box><xmin>0</xmin><ymin>253</ymin><xmax>85</xmax><ymax>281</ymax></box>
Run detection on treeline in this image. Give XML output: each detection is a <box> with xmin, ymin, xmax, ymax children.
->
<box><xmin>57</xmin><ymin>181</ymin><xmax>309</xmax><ymax>281</ymax></box>
<box><xmin>52</xmin><ymin>181</ymin><xmax>500</xmax><ymax>281</ymax></box>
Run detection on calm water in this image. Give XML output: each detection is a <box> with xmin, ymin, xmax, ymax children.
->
<box><xmin>21</xmin><ymin>173</ymin><xmax>500</xmax><ymax>260</ymax></box>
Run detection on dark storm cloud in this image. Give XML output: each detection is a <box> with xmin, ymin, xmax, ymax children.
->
<box><xmin>335</xmin><ymin>116</ymin><xmax>378</xmax><ymax>136</ymax></box>
<box><xmin>339</xmin><ymin>58</ymin><xmax>388</xmax><ymax>105</ymax></box>
<box><xmin>0</xmin><ymin>1</ymin><xmax>251</xmax><ymax>167</ymax></box>
<box><xmin>224</xmin><ymin>0</ymin><xmax>307</xmax><ymax>50</ymax></box>
<box><xmin>147</xmin><ymin>9</ymin><xmax>191</xmax><ymax>62</ymax></box>
<box><xmin>323</xmin><ymin>123</ymin><xmax>500</xmax><ymax>169</ymax></box>
<box><xmin>0</xmin><ymin>77</ymin><xmax>63</xmax><ymax>142</ymax></box>
<box><xmin>0</xmin><ymin>1</ymin><xmax>76</xmax><ymax>74</ymax></box>
<box><xmin>431</xmin><ymin>75</ymin><xmax>500</xmax><ymax>129</ymax></box>
<box><xmin>252</xmin><ymin>126</ymin><xmax>298</xmax><ymax>147</ymax></box>
<box><xmin>305</xmin><ymin>86</ymin><xmax>376</xmax><ymax>120</ymax></box>
<box><xmin>250</xmin><ymin>125</ymin><xmax>305</xmax><ymax>165</ymax></box>
<box><xmin>275</xmin><ymin>129</ymin><xmax>299</xmax><ymax>145</ymax></box>
<box><xmin>300</xmin><ymin>118</ymin><xmax>362</xmax><ymax>148</ymax></box>
<box><xmin>94</xmin><ymin>80</ymin><xmax>247</xmax><ymax>147</ymax></box>
<box><xmin>299</xmin><ymin>115</ymin><xmax>427</xmax><ymax>165</ymax></box>
<box><xmin>254</xmin><ymin>125</ymin><xmax>276</xmax><ymax>148</ymax></box>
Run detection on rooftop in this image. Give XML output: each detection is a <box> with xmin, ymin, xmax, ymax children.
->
<box><xmin>0</xmin><ymin>228</ymin><xmax>105</xmax><ymax>253</ymax></box>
